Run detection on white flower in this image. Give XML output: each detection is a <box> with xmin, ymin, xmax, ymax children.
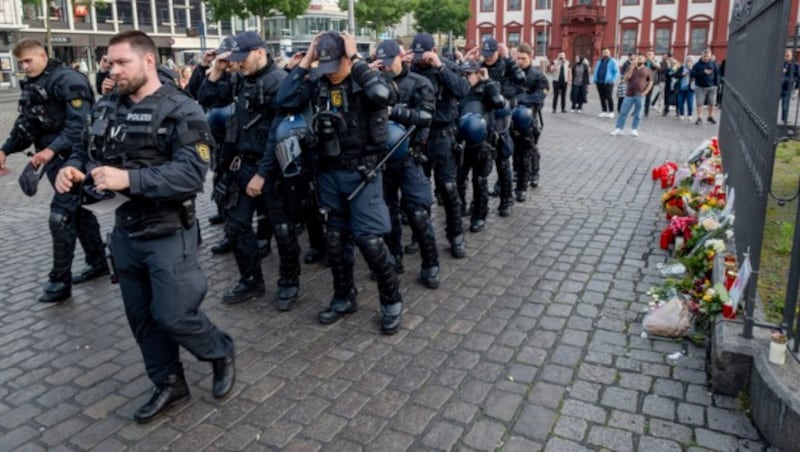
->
<box><xmin>705</xmin><ymin>239</ymin><xmax>726</xmax><ymax>253</ymax></box>
<box><xmin>725</xmin><ymin>230</ymin><xmax>734</xmax><ymax>240</ymax></box>
<box><xmin>706</xmin><ymin>288</ymin><xmax>716</xmax><ymax>297</ymax></box>
<box><xmin>728</xmin><ymin>214</ymin><xmax>735</xmax><ymax>226</ymax></box>
<box><xmin>702</xmin><ymin>217</ymin><xmax>720</xmax><ymax>231</ymax></box>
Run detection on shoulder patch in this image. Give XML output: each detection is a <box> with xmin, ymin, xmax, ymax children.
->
<box><xmin>70</xmin><ymin>98</ymin><xmax>82</xmax><ymax>108</ymax></box>
<box><xmin>195</xmin><ymin>143</ymin><xmax>211</xmax><ymax>162</ymax></box>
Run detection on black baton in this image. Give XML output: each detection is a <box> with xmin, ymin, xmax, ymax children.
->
<box><xmin>347</xmin><ymin>125</ymin><xmax>416</xmax><ymax>201</ymax></box>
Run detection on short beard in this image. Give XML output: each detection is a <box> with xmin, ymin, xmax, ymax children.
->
<box><xmin>117</xmin><ymin>73</ymin><xmax>147</xmax><ymax>96</ymax></box>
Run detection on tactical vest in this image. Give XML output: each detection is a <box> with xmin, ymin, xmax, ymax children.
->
<box><xmin>394</xmin><ymin>70</ymin><xmax>434</xmax><ymax>145</ymax></box>
<box><xmin>19</xmin><ymin>61</ymin><xmax>92</xmax><ymax>135</ymax></box>
<box><xmin>415</xmin><ymin>63</ymin><xmax>460</xmax><ymax>126</ymax></box>
<box><xmin>228</xmin><ymin>62</ymin><xmax>285</xmax><ymax>155</ymax></box>
<box><xmin>485</xmin><ymin>58</ymin><xmax>519</xmax><ymax>103</ymax></box>
<box><xmin>315</xmin><ymin>77</ymin><xmax>388</xmax><ymax>161</ymax></box>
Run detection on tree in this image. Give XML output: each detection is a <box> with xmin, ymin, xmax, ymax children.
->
<box><xmin>337</xmin><ymin>0</ymin><xmax>409</xmax><ymax>39</ymax></box>
<box><xmin>203</xmin><ymin>0</ymin><xmax>311</xmax><ymax>35</ymax></box>
<box><xmin>412</xmin><ymin>0</ymin><xmax>470</xmax><ymax>37</ymax></box>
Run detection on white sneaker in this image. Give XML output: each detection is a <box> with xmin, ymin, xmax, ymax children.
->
<box><xmin>677</xmin><ymin>115</ymin><xmax>683</xmax><ymax>120</ymax></box>
<box><xmin>631</xmin><ymin>129</ymin><xmax>639</xmax><ymax>137</ymax></box>
<box><xmin>577</xmin><ymin>109</ymin><xmax>583</xmax><ymax>113</ymax></box>
<box><xmin>610</xmin><ymin>128</ymin><xmax>622</xmax><ymax>136</ymax></box>
<box><xmin>608</xmin><ymin>113</ymin><xmax>615</xmax><ymax>119</ymax></box>
<box><xmin>599</xmin><ymin>112</ymin><xmax>607</xmax><ymax>117</ymax></box>
<box><xmin>570</xmin><ymin>109</ymin><xmax>575</xmax><ymax>113</ymax></box>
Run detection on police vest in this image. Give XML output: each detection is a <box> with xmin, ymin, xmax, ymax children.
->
<box><xmin>315</xmin><ymin>77</ymin><xmax>389</xmax><ymax>161</ymax></box>
<box><xmin>88</xmin><ymin>84</ymin><xmax>207</xmax><ymax>168</ymax></box>
<box><xmin>484</xmin><ymin>58</ymin><xmax>520</xmax><ymax>103</ymax></box>
<box><xmin>393</xmin><ymin>69</ymin><xmax>434</xmax><ymax>145</ymax></box>
<box><xmin>414</xmin><ymin>62</ymin><xmax>460</xmax><ymax>126</ymax></box>
<box><xmin>19</xmin><ymin>61</ymin><xmax>93</xmax><ymax>134</ymax></box>
<box><xmin>230</xmin><ymin>62</ymin><xmax>286</xmax><ymax>155</ymax></box>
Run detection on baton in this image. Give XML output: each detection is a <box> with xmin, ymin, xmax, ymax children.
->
<box><xmin>347</xmin><ymin>125</ymin><xmax>416</xmax><ymax>201</ymax></box>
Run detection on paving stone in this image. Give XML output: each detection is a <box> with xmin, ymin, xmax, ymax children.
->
<box><xmin>586</xmin><ymin>426</ymin><xmax>634</xmax><ymax>452</ymax></box>
<box><xmin>550</xmin><ymin>345</ymin><xmax>583</xmax><ymax>367</ymax></box>
<box><xmin>567</xmin><ymin>380</ymin><xmax>601</xmax><ymax>403</ymax></box>
<box><xmin>654</xmin><ymin>378</ymin><xmax>684</xmax><ymax>399</ymax></box>
<box><xmin>421</xmin><ymin>421</ymin><xmax>463</xmax><ymax>450</ymax></box>
<box><xmin>577</xmin><ymin>363</ymin><xmax>617</xmax><ymax>384</ymax></box>
<box><xmin>686</xmin><ymin>384</ymin><xmax>714</xmax><ymax>406</ymax></box>
<box><xmin>390</xmin><ymin>404</ymin><xmax>436</xmax><ymax>435</ymax></box>
<box><xmin>618</xmin><ymin>371</ymin><xmax>652</xmax><ymax>392</ymax></box>
<box><xmin>367</xmin><ymin>429</ymin><xmax>414</xmax><ymax>452</ymax></box>
<box><xmin>608</xmin><ymin>410</ymin><xmax>646</xmax><ymax>434</ymax></box>
<box><xmin>0</xmin><ymin>403</ymin><xmax>42</xmax><ymax>429</ymax></box>
<box><xmin>341</xmin><ymin>413</ymin><xmax>387</xmax><ymax>443</ymax></box>
<box><xmin>463</xmin><ymin>419</ymin><xmax>506</xmax><ymax>450</ymax></box>
<box><xmin>484</xmin><ymin>390</ymin><xmax>524</xmax><ymax>423</ymax></box>
<box><xmin>527</xmin><ymin>382</ymin><xmax>565</xmax><ymax>409</ymax></box>
<box><xmin>0</xmin><ymin>426</ymin><xmax>38</xmax><ymax>450</ymax></box>
<box><xmin>649</xmin><ymin>418</ymin><xmax>693</xmax><ymax>444</ymax></box>
<box><xmin>601</xmin><ymin>386</ymin><xmax>639</xmax><ymax>412</ymax></box>
<box><xmin>560</xmin><ymin>399</ymin><xmax>607</xmax><ymax>424</ymax></box>
<box><xmin>677</xmin><ymin>403</ymin><xmax>705</xmax><ymax>426</ymax></box>
<box><xmin>695</xmin><ymin>428</ymin><xmax>739</xmax><ymax>451</ymax></box>
<box><xmin>543</xmin><ymin>437</ymin><xmax>593</xmax><ymax>452</ymax></box>
<box><xmin>706</xmin><ymin>407</ymin><xmax>760</xmax><ymax>440</ymax></box>
<box><xmin>501</xmin><ymin>436</ymin><xmax>543</xmax><ymax>452</ymax></box>
<box><xmin>539</xmin><ymin>364</ymin><xmax>574</xmax><ymax>384</ymax></box>
<box><xmin>638</xmin><ymin>435</ymin><xmax>684</xmax><ymax>452</ymax></box>
<box><xmin>513</xmin><ymin>405</ymin><xmax>557</xmax><ymax>441</ymax></box>
<box><xmin>302</xmin><ymin>414</ymin><xmax>347</xmax><ymax>443</ymax></box>
<box><xmin>642</xmin><ymin>394</ymin><xmax>676</xmax><ymax>421</ymax></box>
<box><xmin>552</xmin><ymin>415</ymin><xmax>588</xmax><ymax>441</ymax></box>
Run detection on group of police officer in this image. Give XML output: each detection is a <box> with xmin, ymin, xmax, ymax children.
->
<box><xmin>0</xmin><ymin>28</ymin><xmax>548</xmax><ymax>424</ymax></box>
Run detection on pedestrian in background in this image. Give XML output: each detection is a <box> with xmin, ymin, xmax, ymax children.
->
<box><xmin>611</xmin><ymin>53</ymin><xmax>653</xmax><ymax>137</ymax></box>
<box><xmin>549</xmin><ymin>51</ymin><xmax>569</xmax><ymax>113</ymax></box>
<box><xmin>570</xmin><ymin>55</ymin><xmax>589</xmax><ymax>113</ymax></box>
<box><xmin>592</xmin><ymin>48</ymin><xmax>619</xmax><ymax>118</ymax></box>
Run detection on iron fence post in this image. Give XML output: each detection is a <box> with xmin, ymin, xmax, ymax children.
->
<box><xmin>781</xmin><ymin>175</ymin><xmax>800</xmax><ymax>335</ymax></box>
<box><xmin>792</xmin><ymin>23</ymin><xmax>800</xmax><ymax>129</ymax></box>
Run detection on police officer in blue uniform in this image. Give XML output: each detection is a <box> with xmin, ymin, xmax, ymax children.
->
<box><xmin>278</xmin><ymin>31</ymin><xmax>403</xmax><ymax>334</ymax></box>
<box><xmin>456</xmin><ymin>61</ymin><xmax>508</xmax><ymax>233</ymax></box>
<box><xmin>55</xmin><ymin>31</ymin><xmax>235</xmax><ymax>424</ymax></box>
<box><xmin>475</xmin><ymin>38</ymin><xmax>525</xmax><ymax>217</ymax></box>
<box><xmin>374</xmin><ymin>39</ymin><xmax>440</xmax><ymax>289</ymax></box>
<box><xmin>410</xmin><ymin>33</ymin><xmax>469</xmax><ymax>259</ymax></box>
<box><xmin>0</xmin><ymin>39</ymin><xmax>107</xmax><ymax>303</ymax></box>
<box><xmin>199</xmin><ymin>31</ymin><xmax>289</xmax><ymax>305</ymax></box>
<box><xmin>511</xmin><ymin>44</ymin><xmax>549</xmax><ymax>201</ymax></box>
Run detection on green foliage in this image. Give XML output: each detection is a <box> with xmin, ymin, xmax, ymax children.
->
<box><xmin>203</xmin><ymin>0</ymin><xmax>311</xmax><ymax>22</ymax></box>
<box><xmin>772</xmin><ymin>221</ymin><xmax>794</xmax><ymax>255</ymax></box>
<box><xmin>412</xmin><ymin>0</ymin><xmax>470</xmax><ymax>37</ymax></box>
<box><xmin>337</xmin><ymin>0</ymin><xmax>409</xmax><ymax>34</ymax></box>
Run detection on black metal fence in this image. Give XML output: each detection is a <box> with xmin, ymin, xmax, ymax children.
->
<box><xmin>718</xmin><ymin>0</ymin><xmax>791</xmax><ymax>339</ymax></box>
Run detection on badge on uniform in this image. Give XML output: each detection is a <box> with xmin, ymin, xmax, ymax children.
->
<box><xmin>70</xmin><ymin>98</ymin><xmax>82</xmax><ymax>108</ymax></box>
<box><xmin>195</xmin><ymin>143</ymin><xmax>211</xmax><ymax>162</ymax></box>
<box><xmin>330</xmin><ymin>89</ymin><xmax>343</xmax><ymax>108</ymax></box>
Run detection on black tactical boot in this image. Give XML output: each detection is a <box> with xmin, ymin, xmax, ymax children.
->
<box><xmin>72</xmin><ymin>263</ymin><xmax>110</xmax><ymax>284</ymax></box>
<box><xmin>319</xmin><ymin>230</ymin><xmax>357</xmax><ymax>325</ymax></box>
<box><xmin>211</xmin><ymin>351</ymin><xmax>235</xmax><ymax>398</ymax></box>
<box><xmin>303</xmin><ymin>248</ymin><xmax>326</xmax><ymax>264</ymax></box>
<box><xmin>381</xmin><ymin>294</ymin><xmax>403</xmax><ymax>335</ymax></box>
<box><xmin>39</xmin><ymin>278</ymin><xmax>71</xmax><ymax>303</ymax></box>
<box><xmin>318</xmin><ymin>287</ymin><xmax>358</xmax><ymax>324</ymax></box>
<box><xmin>420</xmin><ymin>266</ymin><xmax>440</xmax><ymax>289</ymax></box>
<box><xmin>134</xmin><ymin>373</ymin><xmax>190</xmax><ymax>424</ymax></box>
<box><xmin>211</xmin><ymin>237</ymin><xmax>232</xmax><ymax>254</ymax></box>
<box><xmin>274</xmin><ymin>223</ymin><xmax>301</xmax><ymax>311</ymax></box>
<box><xmin>222</xmin><ymin>278</ymin><xmax>265</xmax><ymax>305</ymax></box>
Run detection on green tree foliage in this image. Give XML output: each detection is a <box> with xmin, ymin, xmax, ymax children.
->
<box><xmin>412</xmin><ymin>0</ymin><xmax>470</xmax><ymax>36</ymax></box>
<box><xmin>337</xmin><ymin>0</ymin><xmax>408</xmax><ymax>35</ymax></box>
<box><xmin>203</xmin><ymin>0</ymin><xmax>311</xmax><ymax>22</ymax></box>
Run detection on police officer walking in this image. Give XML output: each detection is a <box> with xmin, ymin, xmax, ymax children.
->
<box><xmin>0</xmin><ymin>39</ymin><xmax>107</xmax><ymax>303</ymax></box>
<box><xmin>55</xmin><ymin>31</ymin><xmax>235</xmax><ymax>423</ymax></box>
<box><xmin>374</xmin><ymin>39</ymin><xmax>440</xmax><ymax>289</ymax></box>
<box><xmin>278</xmin><ymin>31</ymin><xmax>403</xmax><ymax>335</ymax></box>
<box><xmin>409</xmin><ymin>33</ymin><xmax>469</xmax><ymax>259</ymax></box>
<box><xmin>198</xmin><ymin>31</ymin><xmax>292</xmax><ymax>306</ymax></box>
<box><xmin>511</xmin><ymin>44</ymin><xmax>549</xmax><ymax>199</ymax></box>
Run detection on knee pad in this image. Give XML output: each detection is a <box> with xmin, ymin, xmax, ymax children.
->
<box><xmin>443</xmin><ymin>181</ymin><xmax>457</xmax><ymax>195</ymax></box>
<box><xmin>273</xmin><ymin>223</ymin><xmax>293</xmax><ymax>241</ymax></box>
<box><xmin>49</xmin><ymin>211</ymin><xmax>70</xmax><ymax>232</ymax></box>
<box><xmin>224</xmin><ymin>219</ymin><xmax>248</xmax><ymax>238</ymax></box>
<box><xmin>355</xmin><ymin>235</ymin><xmax>385</xmax><ymax>262</ymax></box>
<box><xmin>409</xmin><ymin>209</ymin><xmax>430</xmax><ymax>228</ymax></box>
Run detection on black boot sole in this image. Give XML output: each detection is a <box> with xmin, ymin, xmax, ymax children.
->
<box><xmin>133</xmin><ymin>393</ymin><xmax>190</xmax><ymax>424</ymax></box>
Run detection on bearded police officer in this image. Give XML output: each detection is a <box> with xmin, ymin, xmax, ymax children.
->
<box><xmin>278</xmin><ymin>31</ymin><xmax>403</xmax><ymax>334</ymax></box>
<box><xmin>0</xmin><ymin>39</ymin><xmax>107</xmax><ymax>303</ymax></box>
<box><xmin>374</xmin><ymin>39</ymin><xmax>440</xmax><ymax>289</ymax></box>
<box><xmin>410</xmin><ymin>32</ymin><xmax>469</xmax><ymax>259</ymax></box>
<box><xmin>55</xmin><ymin>31</ymin><xmax>235</xmax><ymax>424</ymax></box>
<box><xmin>199</xmin><ymin>31</ymin><xmax>291</xmax><ymax>306</ymax></box>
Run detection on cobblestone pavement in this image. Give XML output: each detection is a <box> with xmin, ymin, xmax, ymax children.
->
<box><xmin>0</xmin><ymin>94</ymin><xmax>773</xmax><ymax>451</ymax></box>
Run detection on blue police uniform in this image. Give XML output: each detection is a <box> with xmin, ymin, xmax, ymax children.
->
<box><xmin>481</xmin><ymin>39</ymin><xmax>526</xmax><ymax>216</ymax></box>
<box><xmin>410</xmin><ymin>33</ymin><xmax>469</xmax><ymax>259</ymax></box>
<box><xmin>512</xmin><ymin>63</ymin><xmax>549</xmax><ymax>198</ymax></box>
<box><xmin>277</xmin><ymin>32</ymin><xmax>403</xmax><ymax>334</ymax></box>
<box><xmin>1</xmin><ymin>58</ymin><xmax>106</xmax><ymax>303</ymax></box>
<box><xmin>198</xmin><ymin>36</ymin><xmax>287</xmax><ymax>305</ymax></box>
<box><xmin>65</xmin><ymin>80</ymin><xmax>235</xmax><ymax>423</ymax></box>
<box><xmin>379</xmin><ymin>45</ymin><xmax>440</xmax><ymax>289</ymax></box>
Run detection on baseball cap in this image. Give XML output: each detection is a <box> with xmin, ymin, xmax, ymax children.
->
<box><xmin>18</xmin><ymin>161</ymin><xmax>44</xmax><ymax>197</ymax></box>
<box><xmin>411</xmin><ymin>33</ymin><xmax>435</xmax><ymax>60</ymax></box>
<box><xmin>216</xmin><ymin>35</ymin><xmax>237</xmax><ymax>54</ymax></box>
<box><xmin>316</xmin><ymin>32</ymin><xmax>345</xmax><ymax>74</ymax></box>
<box><xmin>226</xmin><ymin>31</ymin><xmax>265</xmax><ymax>62</ymax></box>
<box><xmin>481</xmin><ymin>38</ymin><xmax>498</xmax><ymax>57</ymax></box>
<box><xmin>376</xmin><ymin>40</ymin><xmax>401</xmax><ymax>66</ymax></box>
<box><xmin>459</xmin><ymin>60</ymin><xmax>480</xmax><ymax>74</ymax></box>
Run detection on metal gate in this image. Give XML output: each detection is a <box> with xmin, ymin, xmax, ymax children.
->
<box><xmin>719</xmin><ymin>0</ymin><xmax>791</xmax><ymax>338</ymax></box>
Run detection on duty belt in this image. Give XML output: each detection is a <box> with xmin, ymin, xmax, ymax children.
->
<box><xmin>323</xmin><ymin>153</ymin><xmax>380</xmax><ymax>170</ymax></box>
<box><xmin>236</xmin><ymin>153</ymin><xmax>262</xmax><ymax>166</ymax></box>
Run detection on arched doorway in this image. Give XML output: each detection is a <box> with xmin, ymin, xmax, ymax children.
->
<box><xmin>573</xmin><ymin>35</ymin><xmax>593</xmax><ymax>62</ymax></box>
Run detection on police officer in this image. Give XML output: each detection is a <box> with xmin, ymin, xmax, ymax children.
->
<box><xmin>409</xmin><ymin>32</ymin><xmax>469</xmax><ymax>259</ymax></box>
<box><xmin>512</xmin><ymin>43</ymin><xmax>548</xmax><ymax>200</ymax></box>
<box><xmin>55</xmin><ymin>30</ymin><xmax>235</xmax><ymax>424</ymax></box>
<box><xmin>198</xmin><ymin>31</ymin><xmax>288</xmax><ymax>305</ymax></box>
<box><xmin>278</xmin><ymin>31</ymin><xmax>403</xmax><ymax>334</ymax></box>
<box><xmin>0</xmin><ymin>39</ymin><xmax>107</xmax><ymax>303</ymax></box>
<box><xmin>456</xmin><ymin>61</ymin><xmax>508</xmax><ymax>233</ymax></box>
<box><xmin>470</xmin><ymin>38</ymin><xmax>525</xmax><ymax>217</ymax></box>
<box><xmin>374</xmin><ymin>39</ymin><xmax>440</xmax><ymax>289</ymax></box>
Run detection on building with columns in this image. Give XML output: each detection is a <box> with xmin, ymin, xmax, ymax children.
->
<box><xmin>466</xmin><ymin>0</ymin><xmax>800</xmax><ymax>65</ymax></box>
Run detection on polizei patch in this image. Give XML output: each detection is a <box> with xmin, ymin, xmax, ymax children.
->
<box><xmin>126</xmin><ymin>112</ymin><xmax>152</xmax><ymax>122</ymax></box>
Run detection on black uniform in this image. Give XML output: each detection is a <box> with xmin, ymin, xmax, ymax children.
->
<box><xmin>384</xmin><ymin>65</ymin><xmax>440</xmax><ymax>288</ymax></box>
<box><xmin>457</xmin><ymin>79</ymin><xmax>507</xmax><ymax>232</ymax></box>
<box><xmin>513</xmin><ymin>64</ymin><xmax>548</xmax><ymax>195</ymax></box>
<box><xmin>483</xmin><ymin>56</ymin><xmax>525</xmax><ymax>216</ymax></box>
<box><xmin>199</xmin><ymin>60</ymin><xmax>287</xmax><ymax>305</ymax></box>
<box><xmin>65</xmin><ymin>82</ymin><xmax>234</xmax><ymax>419</ymax></box>
<box><xmin>412</xmin><ymin>58</ymin><xmax>470</xmax><ymax>258</ymax></box>
<box><xmin>2</xmin><ymin>59</ymin><xmax>106</xmax><ymax>303</ymax></box>
<box><xmin>278</xmin><ymin>51</ymin><xmax>403</xmax><ymax>334</ymax></box>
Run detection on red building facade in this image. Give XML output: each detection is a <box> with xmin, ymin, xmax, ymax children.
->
<box><xmin>466</xmin><ymin>0</ymin><xmax>800</xmax><ymax>64</ymax></box>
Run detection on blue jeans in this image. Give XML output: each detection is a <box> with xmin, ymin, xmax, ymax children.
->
<box><xmin>615</xmin><ymin>95</ymin><xmax>644</xmax><ymax>130</ymax></box>
<box><xmin>677</xmin><ymin>90</ymin><xmax>695</xmax><ymax>117</ymax></box>
<box><xmin>781</xmin><ymin>90</ymin><xmax>792</xmax><ymax>123</ymax></box>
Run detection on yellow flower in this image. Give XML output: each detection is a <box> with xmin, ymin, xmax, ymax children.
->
<box><xmin>703</xmin><ymin>294</ymin><xmax>713</xmax><ymax>302</ymax></box>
